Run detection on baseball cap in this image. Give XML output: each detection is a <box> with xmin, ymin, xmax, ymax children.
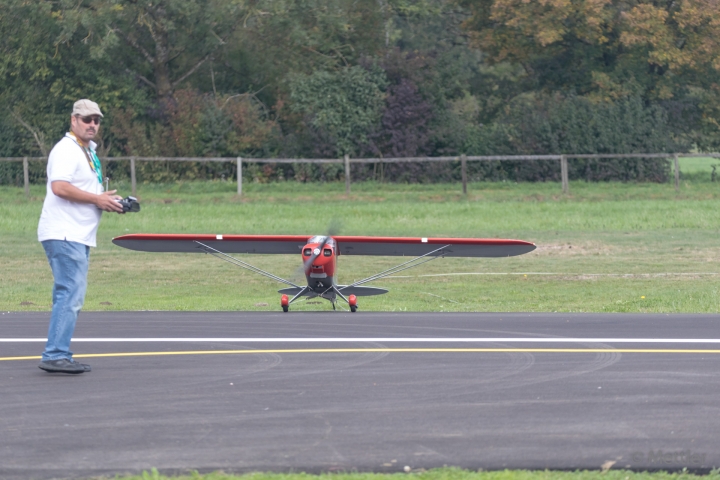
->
<box><xmin>72</xmin><ymin>99</ymin><xmax>104</xmax><ymax>117</ymax></box>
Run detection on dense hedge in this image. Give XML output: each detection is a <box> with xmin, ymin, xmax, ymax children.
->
<box><xmin>464</xmin><ymin>95</ymin><xmax>680</xmax><ymax>183</ymax></box>
<box><xmin>1</xmin><ymin>94</ymin><xmax>684</xmax><ymax>186</ymax></box>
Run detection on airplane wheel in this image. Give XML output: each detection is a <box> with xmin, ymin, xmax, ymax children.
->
<box><xmin>281</xmin><ymin>294</ymin><xmax>289</xmax><ymax>313</ymax></box>
<box><xmin>350</xmin><ymin>305</ymin><xmax>357</xmax><ymax>313</ymax></box>
<box><xmin>348</xmin><ymin>294</ymin><xmax>357</xmax><ymax>313</ymax></box>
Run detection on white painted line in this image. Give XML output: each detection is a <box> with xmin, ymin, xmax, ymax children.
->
<box><xmin>4</xmin><ymin>337</ymin><xmax>720</xmax><ymax>343</ymax></box>
<box><xmin>216</xmin><ymin>234</ymin><xmax>223</xmax><ymax>240</ymax></box>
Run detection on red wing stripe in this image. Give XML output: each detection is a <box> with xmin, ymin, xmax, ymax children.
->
<box><xmin>113</xmin><ymin>234</ymin><xmax>313</xmax><ymax>242</ymax></box>
<box><xmin>112</xmin><ymin>234</ymin><xmax>533</xmax><ymax>246</ymax></box>
<box><xmin>333</xmin><ymin>236</ymin><xmax>534</xmax><ymax>246</ymax></box>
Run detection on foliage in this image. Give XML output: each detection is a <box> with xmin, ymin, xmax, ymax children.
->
<box><xmin>106</xmin><ymin>89</ymin><xmax>280</xmax><ymax>182</ymax></box>
<box><xmin>289</xmin><ymin>65</ymin><xmax>388</xmax><ymax>157</ymax></box>
<box><xmin>1</xmin><ymin>0</ymin><xmax>717</xmax><ymax>186</ymax></box>
<box><xmin>52</xmin><ymin>0</ymin><xmax>256</xmax><ymax>100</ymax></box>
<box><xmin>457</xmin><ymin>0</ymin><xmax>720</xmax><ymax>147</ymax></box>
<box><xmin>365</xmin><ymin>60</ymin><xmax>435</xmax><ymax>155</ymax></box>
<box><xmin>0</xmin><ymin>0</ymin><xmax>143</xmax><ymax>157</ymax></box>
<box><xmin>368</xmin><ymin>80</ymin><xmax>432</xmax><ymax>144</ymax></box>
<box><xmin>469</xmin><ymin>94</ymin><xmax>680</xmax><ymax>182</ymax></box>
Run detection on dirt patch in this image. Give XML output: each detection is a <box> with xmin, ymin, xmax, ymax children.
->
<box><xmin>557</xmin><ymin>273</ymin><xmax>717</xmax><ymax>281</ymax></box>
<box><xmin>560</xmin><ymin>275</ymin><xmax>601</xmax><ymax>281</ymax></box>
<box><xmin>533</xmin><ymin>242</ymin><xmax>628</xmax><ymax>256</ymax></box>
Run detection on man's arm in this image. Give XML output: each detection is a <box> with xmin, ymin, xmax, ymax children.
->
<box><xmin>51</xmin><ymin>181</ymin><xmax>124</xmax><ymax>213</ymax></box>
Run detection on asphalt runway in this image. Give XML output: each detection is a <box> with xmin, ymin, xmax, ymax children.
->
<box><xmin>2</xmin><ymin>311</ymin><xmax>720</xmax><ymax>479</ymax></box>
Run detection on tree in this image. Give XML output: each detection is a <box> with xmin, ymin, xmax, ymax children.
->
<box><xmin>0</xmin><ymin>0</ymin><xmax>144</xmax><ymax>157</ymax></box>
<box><xmin>366</xmin><ymin>78</ymin><xmax>433</xmax><ymax>158</ymax></box>
<box><xmin>457</xmin><ymin>0</ymin><xmax>720</xmax><ymax>98</ymax></box>
<box><xmin>289</xmin><ymin>65</ymin><xmax>387</xmax><ymax>157</ymax></box>
<box><xmin>457</xmin><ymin>0</ymin><xmax>720</xmax><ymax>147</ymax></box>
<box><xmin>53</xmin><ymin>0</ymin><xmax>257</xmax><ymax>101</ymax></box>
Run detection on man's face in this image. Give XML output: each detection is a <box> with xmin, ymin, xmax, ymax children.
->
<box><xmin>70</xmin><ymin>115</ymin><xmax>101</xmax><ymax>143</ymax></box>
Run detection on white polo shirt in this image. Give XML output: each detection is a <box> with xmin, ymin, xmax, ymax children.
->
<box><xmin>38</xmin><ymin>133</ymin><xmax>104</xmax><ymax>247</ymax></box>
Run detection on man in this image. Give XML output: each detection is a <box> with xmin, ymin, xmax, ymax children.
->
<box><xmin>37</xmin><ymin>99</ymin><xmax>124</xmax><ymax>374</ymax></box>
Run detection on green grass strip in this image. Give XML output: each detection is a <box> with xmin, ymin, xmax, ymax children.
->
<box><xmin>2</xmin><ymin>180</ymin><xmax>719</xmax><ymax>313</ymax></box>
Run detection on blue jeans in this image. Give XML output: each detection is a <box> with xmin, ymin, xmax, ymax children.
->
<box><xmin>41</xmin><ymin>240</ymin><xmax>90</xmax><ymax>361</ymax></box>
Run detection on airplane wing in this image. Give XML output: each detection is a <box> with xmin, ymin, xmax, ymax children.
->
<box><xmin>332</xmin><ymin>236</ymin><xmax>535</xmax><ymax>257</ymax></box>
<box><xmin>112</xmin><ymin>234</ymin><xmax>310</xmax><ymax>254</ymax></box>
<box><xmin>113</xmin><ymin>234</ymin><xmax>535</xmax><ymax>257</ymax></box>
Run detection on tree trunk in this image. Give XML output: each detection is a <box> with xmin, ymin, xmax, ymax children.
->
<box><xmin>152</xmin><ymin>15</ymin><xmax>173</xmax><ymax>100</ymax></box>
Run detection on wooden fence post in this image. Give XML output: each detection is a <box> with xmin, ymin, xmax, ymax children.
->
<box><xmin>673</xmin><ymin>154</ymin><xmax>680</xmax><ymax>191</ymax></box>
<box><xmin>23</xmin><ymin>157</ymin><xmax>29</xmax><ymax>196</ymax></box>
<box><xmin>130</xmin><ymin>157</ymin><xmax>137</xmax><ymax>197</ymax></box>
<box><xmin>560</xmin><ymin>155</ymin><xmax>569</xmax><ymax>194</ymax></box>
<box><xmin>344</xmin><ymin>154</ymin><xmax>351</xmax><ymax>195</ymax></box>
<box><xmin>461</xmin><ymin>154</ymin><xmax>467</xmax><ymax>195</ymax></box>
<box><xmin>237</xmin><ymin>157</ymin><xmax>242</xmax><ymax>196</ymax></box>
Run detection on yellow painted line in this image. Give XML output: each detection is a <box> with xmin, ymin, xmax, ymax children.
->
<box><xmin>4</xmin><ymin>347</ymin><xmax>720</xmax><ymax>362</ymax></box>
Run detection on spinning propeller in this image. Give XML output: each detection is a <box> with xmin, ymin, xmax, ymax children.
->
<box><xmin>297</xmin><ymin>220</ymin><xmax>342</xmax><ymax>277</ymax></box>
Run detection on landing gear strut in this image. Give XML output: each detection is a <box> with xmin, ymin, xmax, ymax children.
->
<box><xmin>280</xmin><ymin>290</ymin><xmax>358</xmax><ymax>312</ymax></box>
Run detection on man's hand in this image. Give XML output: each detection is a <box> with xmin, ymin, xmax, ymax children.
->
<box><xmin>96</xmin><ymin>190</ymin><xmax>125</xmax><ymax>213</ymax></box>
<box><xmin>51</xmin><ymin>181</ymin><xmax>125</xmax><ymax>213</ymax></box>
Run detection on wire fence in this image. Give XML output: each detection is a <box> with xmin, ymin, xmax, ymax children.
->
<box><xmin>2</xmin><ymin>153</ymin><xmax>719</xmax><ymax>196</ymax></box>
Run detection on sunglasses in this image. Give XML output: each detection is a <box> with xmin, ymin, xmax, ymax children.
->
<box><xmin>78</xmin><ymin>116</ymin><xmax>101</xmax><ymax>125</ymax></box>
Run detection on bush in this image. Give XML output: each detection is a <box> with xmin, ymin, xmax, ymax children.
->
<box><xmin>466</xmin><ymin>94</ymin><xmax>686</xmax><ymax>182</ymax></box>
<box><xmin>107</xmin><ymin>89</ymin><xmax>281</xmax><ymax>183</ymax></box>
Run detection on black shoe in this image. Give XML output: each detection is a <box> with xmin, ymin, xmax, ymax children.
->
<box><xmin>38</xmin><ymin>358</ymin><xmax>91</xmax><ymax>374</ymax></box>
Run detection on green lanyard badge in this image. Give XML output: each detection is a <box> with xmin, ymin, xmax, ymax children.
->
<box><xmin>78</xmin><ymin>143</ymin><xmax>103</xmax><ymax>185</ymax></box>
<box><xmin>86</xmin><ymin>147</ymin><xmax>103</xmax><ymax>184</ymax></box>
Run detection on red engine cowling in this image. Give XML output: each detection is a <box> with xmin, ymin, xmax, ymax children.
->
<box><xmin>301</xmin><ymin>236</ymin><xmax>337</xmax><ymax>287</ymax></box>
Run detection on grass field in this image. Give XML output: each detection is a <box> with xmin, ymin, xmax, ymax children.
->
<box><xmin>2</xmin><ymin>178</ymin><xmax>719</xmax><ymax>313</ymax></box>
<box><xmin>678</xmin><ymin>157</ymin><xmax>720</xmax><ymax>181</ymax></box>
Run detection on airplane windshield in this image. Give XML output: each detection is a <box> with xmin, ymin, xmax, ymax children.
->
<box><xmin>303</xmin><ymin>248</ymin><xmax>312</xmax><ymax>256</ymax></box>
<box><xmin>323</xmin><ymin>249</ymin><xmax>332</xmax><ymax>257</ymax></box>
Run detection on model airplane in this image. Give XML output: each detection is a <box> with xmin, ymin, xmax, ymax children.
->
<box><xmin>112</xmin><ymin>233</ymin><xmax>536</xmax><ymax>312</ymax></box>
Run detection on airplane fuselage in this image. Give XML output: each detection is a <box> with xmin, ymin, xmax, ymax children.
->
<box><xmin>302</xmin><ymin>236</ymin><xmax>337</xmax><ymax>295</ymax></box>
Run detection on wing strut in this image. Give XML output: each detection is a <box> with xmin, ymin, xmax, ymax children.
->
<box><xmin>194</xmin><ymin>241</ymin><xmax>302</xmax><ymax>289</ymax></box>
<box><xmin>288</xmin><ymin>286</ymin><xmax>312</xmax><ymax>305</ymax></box>
<box><xmin>337</xmin><ymin>244</ymin><xmax>451</xmax><ymax>293</ymax></box>
<box><xmin>332</xmin><ymin>285</ymin><xmax>350</xmax><ymax>304</ymax></box>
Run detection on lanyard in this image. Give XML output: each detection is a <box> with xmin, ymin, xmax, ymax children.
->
<box><xmin>69</xmin><ymin>133</ymin><xmax>103</xmax><ymax>184</ymax></box>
